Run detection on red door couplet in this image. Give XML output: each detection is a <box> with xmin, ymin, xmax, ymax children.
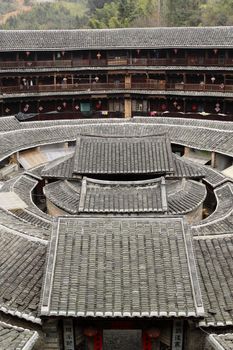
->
<box><xmin>94</xmin><ymin>331</ymin><xmax>103</xmax><ymax>350</ymax></box>
<box><xmin>143</xmin><ymin>332</ymin><xmax>152</xmax><ymax>350</ymax></box>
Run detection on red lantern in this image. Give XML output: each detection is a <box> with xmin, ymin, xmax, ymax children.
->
<box><xmin>161</xmin><ymin>103</ymin><xmax>167</xmax><ymax>111</ymax></box>
<box><xmin>192</xmin><ymin>104</ymin><xmax>197</xmax><ymax>111</ymax></box>
<box><xmin>84</xmin><ymin>327</ymin><xmax>98</xmax><ymax>337</ymax></box>
<box><xmin>146</xmin><ymin>328</ymin><xmax>161</xmax><ymax>339</ymax></box>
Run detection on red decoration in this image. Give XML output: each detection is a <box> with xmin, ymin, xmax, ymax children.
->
<box><xmin>94</xmin><ymin>331</ymin><xmax>103</xmax><ymax>350</ymax></box>
<box><xmin>161</xmin><ymin>103</ymin><xmax>167</xmax><ymax>111</ymax></box>
<box><xmin>142</xmin><ymin>331</ymin><xmax>152</xmax><ymax>350</ymax></box>
<box><xmin>192</xmin><ymin>104</ymin><xmax>197</xmax><ymax>112</ymax></box>
<box><xmin>146</xmin><ymin>328</ymin><xmax>160</xmax><ymax>339</ymax></box>
<box><xmin>84</xmin><ymin>327</ymin><xmax>98</xmax><ymax>337</ymax></box>
<box><xmin>96</xmin><ymin>100</ymin><xmax>102</xmax><ymax>110</ymax></box>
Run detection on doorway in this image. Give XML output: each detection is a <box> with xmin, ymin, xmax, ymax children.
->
<box><xmin>103</xmin><ymin>329</ymin><xmax>142</xmax><ymax>350</ymax></box>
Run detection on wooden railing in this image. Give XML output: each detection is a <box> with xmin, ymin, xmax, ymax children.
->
<box><xmin>0</xmin><ymin>60</ymin><xmax>72</xmax><ymax>68</ymax></box>
<box><xmin>1</xmin><ymin>82</ymin><xmax>233</xmax><ymax>94</ymax></box>
<box><xmin>18</xmin><ymin>111</ymin><xmax>124</xmax><ymax>121</ymax></box>
<box><xmin>0</xmin><ymin>57</ymin><xmax>233</xmax><ymax>69</ymax></box>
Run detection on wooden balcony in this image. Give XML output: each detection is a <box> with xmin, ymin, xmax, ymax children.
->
<box><xmin>0</xmin><ymin>82</ymin><xmax>125</xmax><ymax>94</ymax></box>
<box><xmin>0</xmin><ymin>56</ymin><xmax>233</xmax><ymax>69</ymax></box>
<box><xmin>1</xmin><ymin>82</ymin><xmax>233</xmax><ymax>95</ymax></box>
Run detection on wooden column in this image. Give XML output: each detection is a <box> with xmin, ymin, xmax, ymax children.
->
<box><xmin>184</xmin><ymin>147</ymin><xmax>191</xmax><ymax>157</ymax></box>
<box><xmin>125</xmin><ymin>74</ymin><xmax>131</xmax><ymax>89</ymax></box>
<box><xmin>211</xmin><ymin>152</ymin><xmax>216</xmax><ymax>168</ymax></box>
<box><xmin>124</xmin><ymin>97</ymin><xmax>132</xmax><ymax>118</ymax></box>
<box><xmin>183</xmin><ymin>73</ymin><xmax>186</xmax><ymax>84</ymax></box>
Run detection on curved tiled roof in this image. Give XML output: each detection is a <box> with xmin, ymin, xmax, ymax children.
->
<box><xmin>192</xmin><ymin>183</ymin><xmax>233</xmax><ymax>237</ymax></box>
<box><xmin>0</xmin><ymin>174</ymin><xmax>52</xmax><ymax>235</ymax></box>
<box><xmin>10</xmin><ymin>175</ymin><xmax>52</xmax><ymax>225</ymax></box>
<box><xmin>1</xmin><ymin>118</ymin><xmax>233</xmax><ymax>163</ymax></box>
<box><xmin>44</xmin><ymin>177</ymin><xmax>205</xmax><ymax>215</ymax></box>
<box><xmin>0</xmin><ymin>207</ymin><xmax>49</xmax><ymax>241</ymax></box>
<box><xmin>44</xmin><ymin>179</ymin><xmax>81</xmax><ymax>214</ymax></box>
<box><xmin>0</xmin><ymin>27</ymin><xmax>233</xmax><ymax>51</ymax></box>
<box><xmin>44</xmin><ymin>177</ymin><xmax>169</xmax><ymax>214</ymax></box>
<box><xmin>0</xmin><ymin>116</ymin><xmax>233</xmax><ymax>333</ymax></box>
<box><xmin>167</xmin><ymin>180</ymin><xmax>206</xmax><ymax>215</ymax></box>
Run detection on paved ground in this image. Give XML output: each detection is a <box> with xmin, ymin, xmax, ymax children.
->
<box><xmin>103</xmin><ymin>330</ymin><xmax>142</xmax><ymax>350</ymax></box>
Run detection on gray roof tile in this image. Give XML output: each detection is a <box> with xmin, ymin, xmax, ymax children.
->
<box><xmin>192</xmin><ymin>183</ymin><xmax>233</xmax><ymax>237</ymax></box>
<box><xmin>0</xmin><ymin>27</ymin><xmax>233</xmax><ymax>51</ymax></box>
<box><xmin>73</xmin><ymin>134</ymin><xmax>174</xmax><ymax>175</ymax></box>
<box><xmin>0</xmin><ymin>321</ymin><xmax>38</xmax><ymax>350</ymax></box>
<box><xmin>1</xmin><ymin>119</ymin><xmax>233</xmax><ymax>163</ymax></box>
<box><xmin>209</xmin><ymin>334</ymin><xmax>233</xmax><ymax>350</ymax></box>
<box><xmin>44</xmin><ymin>177</ymin><xmax>205</xmax><ymax>215</ymax></box>
<box><xmin>0</xmin><ymin>226</ymin><xmax>46</xmax><ymax>323</ymax></box>
<box><xmin>167</xmin><ymin>179</ymin><xmax>206</xmax><ymax>215</ymax></box>
<box><xmin>195</xmin><ymin>236</ymin><xmax>233</xmax><ymax>327</ymax></box>
<box><xmin>40</xmin><ymin>217</ymin><xmax>204</xmax><ymax>318</ymax></box>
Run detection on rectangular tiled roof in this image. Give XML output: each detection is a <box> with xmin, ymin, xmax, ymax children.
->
<box><xmin>73</xmin><ymin>134</ymin><xmax>174</xmax><ymax>175</ymax></box>
<box><xmin>0</xmin><ymin>27</ymin><xmax>233</xmax><ymax>51</ymax></box>
<box><xmin>40</xmin><ymin>217</ymin><xmax>204</xmax><ymax>318</ymax></box>
<box><xmin>79</xmin><ymin>177</ymin><xmax>167</xmax><ymax>213</ymax></box>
